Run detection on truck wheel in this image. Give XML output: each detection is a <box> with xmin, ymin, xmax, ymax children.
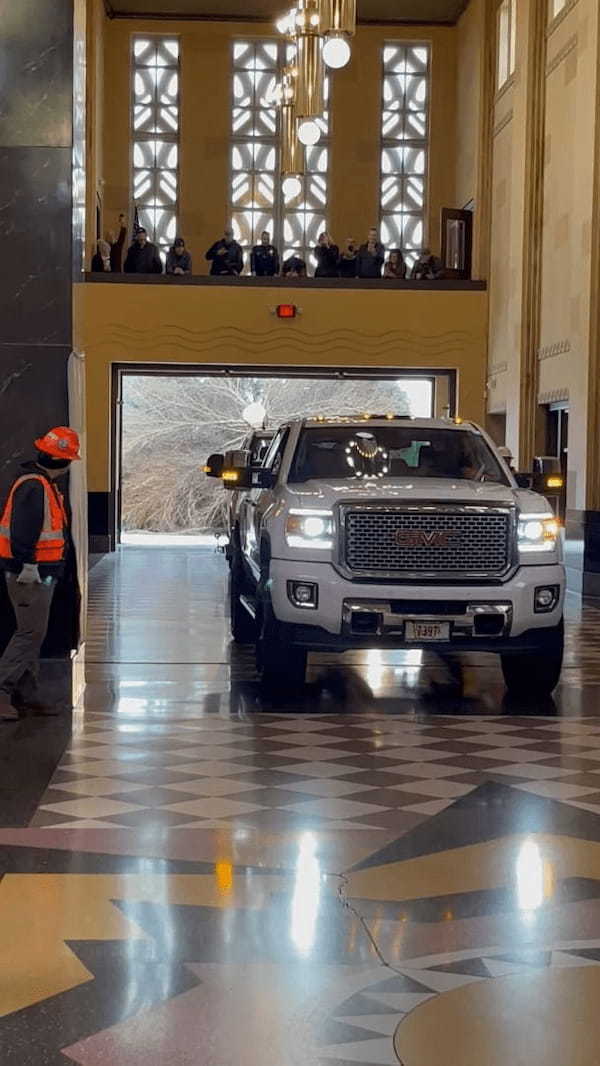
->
<box><xmin>501</xmin><ymin>620</ymin><xmax>564</xmax><ymax>697</ymax></box>
<box><xmin>229</xmin><ymin>557</ymin><xmax>256</xmax><ymax>644</ymax></box>
<box><xmin>256</xmin><ymin>600</ymin><xmax>307</xmax><ymax>692</ymax></box>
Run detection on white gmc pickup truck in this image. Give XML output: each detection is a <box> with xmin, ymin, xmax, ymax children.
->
<box><xmin>215</xmin><ymin>416</ymin><xmax>565</xmax><ymax>695</ymax></box>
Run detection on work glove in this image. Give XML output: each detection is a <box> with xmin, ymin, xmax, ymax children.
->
<box><xmin>17</xmin><ymin>564</ymin><xmax>42</xmax><ymax>585</ymax></box>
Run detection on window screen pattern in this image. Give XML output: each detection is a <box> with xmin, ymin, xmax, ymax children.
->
<box><xmin>231</xmin><ymin>39</ymin><xmax>330</xmax><ymax>272</ymax></box>
<box><xmin>380</xmin><ymin>43</ymin><xmax>430</xmax><ymax>271</ymax></box>
<box><xmin>231</xmin><ymin>40</ymin><xmax>279</xmax><ymax>266</ymax></box>
<box><xmin>132</xmin><ymin>37</ymin><xmax>180</xmax><ymax>257</ymax></box>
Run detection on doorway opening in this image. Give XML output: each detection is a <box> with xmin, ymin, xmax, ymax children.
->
<box><xmin>111</xmin><ymin>364</ymin><xmax>457</xmax><ymax>547</ymax></box>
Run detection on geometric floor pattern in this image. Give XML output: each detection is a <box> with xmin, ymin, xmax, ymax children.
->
<box><xmin>6</xmin><ymin>548</ymin><xmax>600</xmax><ymax>1064</ymax></box>
<box><xmin>33</xmin><ymin>712</ymin><xmax>600</xmax><ymax>830</ymax></box>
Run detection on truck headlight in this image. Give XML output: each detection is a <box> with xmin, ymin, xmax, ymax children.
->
<box><xmin>285</xmin><ymin>509</ymin><xmax>334</xmax><ymax>549</ymax></box>
<box><xmin>518</xmin><ymin>513</ymin><xmax>559</xmax><ymax>553</ymax></box>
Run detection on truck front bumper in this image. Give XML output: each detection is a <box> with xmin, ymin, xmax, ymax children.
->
<box><xmin>269</xmin><ymin>559</ymin><xmax>565</xmax><ymax>650</ymax></box>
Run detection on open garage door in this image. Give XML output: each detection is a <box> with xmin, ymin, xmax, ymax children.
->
<box><xmin>111</xmin><ymin>364</ymin><xmax>456</xmax><ymax>546</ymax></box>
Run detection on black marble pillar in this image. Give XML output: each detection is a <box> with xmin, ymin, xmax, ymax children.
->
<box><xmin>0</xmin><ymin>0</ymin><xmax>86</xmax><ymax>688</ymax></box>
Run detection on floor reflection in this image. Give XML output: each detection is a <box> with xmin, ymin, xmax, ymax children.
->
<box><xmin>4</xmin><ymin>548</ymin><xmax>600</xmax><ymax>1063</ymax></box>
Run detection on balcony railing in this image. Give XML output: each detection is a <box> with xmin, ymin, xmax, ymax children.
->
<box><xmin>84</xmin><ymin>273</ymin><xmax>486</xmax><ymax>291</ymax></box>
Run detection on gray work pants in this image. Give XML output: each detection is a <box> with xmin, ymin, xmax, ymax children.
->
<box><xmin>0</xmin><ymin>573</ymin><xmax>56</xmax><ymax>695</ymax></box>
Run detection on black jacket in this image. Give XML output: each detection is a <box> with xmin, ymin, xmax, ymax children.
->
<box><xmin>206</xmin><ymin>239</ymin><xmax>243</xmax><ymax>276</ymax></box>
<box><xmin>0</xmin><ymin>463</ymin><xmax>69</xmax><ymax>579</ymax></box>
<box><xmin>91</xmin><ymin>252</ymin><xmax>109</xmax><ymax>273</ymax></box>
<box><xmin>357</xmin><ymin>241</ymin><xmax>385</xmax><ymax>278</ymax></box>
<box><xmin>314</xmin><ymin>243</ymin><xmax>340</xmax><ymax>278</ymax></box>
<box><xmin>338</xmin><ymin>253</ymin><xmax>358</xmax><ymax>278</ymax></box>
<box><xmin>251</xmin><ymin>244</ymin><xmax>280</xmax><ymax>276</ymax></box>
<box><xmin>166</xmin><ymin>249</ymin><xmax>193</xmax><ymax>274</ymax></box>
<box><xmin>110</xmin><ymin>226</ymin><xmax>127</xmax><ymax>273</ymax></box>
<box><xmin>411</xmin><ymin>255</ymin><xmax>444</xmax><ymax>280</ymax></box>
<box><xmin>123</xmin><ymin>241</ymin><xmax>163</xmax><ymax>274</ymax></box>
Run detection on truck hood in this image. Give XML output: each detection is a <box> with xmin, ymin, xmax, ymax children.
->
<box><xmin>284</xmin><ymin>478</ymin><xmax>548</xmax><ymax>513</ymax></box>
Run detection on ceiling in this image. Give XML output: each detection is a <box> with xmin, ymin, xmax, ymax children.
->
<box><xmin>105</xmin><ymin>0</ymin><xmax>470</xmax><ymax>24</ymax></box>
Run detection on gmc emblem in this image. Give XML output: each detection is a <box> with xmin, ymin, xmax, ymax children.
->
<box><xmin>395</xmin><ymin>530</ymin><xmax>458</xmax><ymax>548</ymax></box>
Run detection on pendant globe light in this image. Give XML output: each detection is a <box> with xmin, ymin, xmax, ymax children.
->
<box><xmin>322</xmin><ymin>0</ymin><xmax>356</xmax><ymax>69</ymax></box>
<box><xmin>294</xmin><ymin>0</ymin><xmax>324</xmax><ymax>147</ymax></box>
<box><xmin>280</xmin><ymin>66</ymin><xmax>304</xmax><ymax>201</ymax></box>
<box><xmin>323</xmin><ymin>0</ymin><xmax>355</xmax><ymax>68</ymax></box>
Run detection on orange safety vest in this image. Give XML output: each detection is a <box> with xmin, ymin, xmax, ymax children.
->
<box><xmin>0</xmin><ymin>475</ymin><xmax>68</xmax><ymax>563</ymax></box>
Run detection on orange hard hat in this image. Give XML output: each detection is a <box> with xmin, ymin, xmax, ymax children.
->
<box><xmin>34</xmin><ymin>427</ymin><xmax>81</xmax><ymax>461</ymax></box>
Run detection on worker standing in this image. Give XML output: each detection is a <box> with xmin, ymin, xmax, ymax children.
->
<box><xmin>0</xmin><ymin>428</ymin><xmax>81</xmax><ymax>721</ymax></box>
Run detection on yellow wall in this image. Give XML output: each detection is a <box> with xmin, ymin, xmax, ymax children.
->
<box><xmin>100</xmin><ymin>18</ymin><xmax>458</xmax><ymax>265</ymax></box>
<box><xmin>77</xmin><ymin>283</ymin><xmax>488</xmax><ymax>491</ymax></box>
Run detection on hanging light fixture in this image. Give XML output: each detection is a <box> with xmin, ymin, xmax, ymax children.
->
<box><xmin>275</xmin><ymin>7</ymin><xmax>298</xmax><ymax>39</ymax></box>
<box><xmin>295</xmin><ymin>0</ymin><xmax>324</xmax><ymax>147</ymax></box>
<box><xmin>322</xmin><ymin>0</ymin><xmax>356</xmax><ymax>69</ymax></box>
<box><xmin>280</xmin><ymin>65</ymin><xmax>304</xmax><ymax>201</ymax></box>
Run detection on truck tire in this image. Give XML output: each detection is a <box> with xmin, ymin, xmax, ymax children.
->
<box><xmin>229</xmin><ymin>555</ymin><xmax>256</xmax><ymax>644</ymax></box>
<box><xmin>501</xmin><ymin>620</ymin><xmax>564</xmax><ymax>697</ymax></box>
<box><xmin>256</xmin><ymin>598</ymin><xmax>307</xmax><ymax>692</ymax></box>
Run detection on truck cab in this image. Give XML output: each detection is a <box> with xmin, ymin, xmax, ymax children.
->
<box><xmin>223</xmin><ymin>416</ymin><xmax>565</xmax><ymax>695</ymax></box>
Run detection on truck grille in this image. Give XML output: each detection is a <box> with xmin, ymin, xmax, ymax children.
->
<box><xmin>343</xmin><ymin>507</ymin><xmax>511</xmax><ymax>577</ymax></box>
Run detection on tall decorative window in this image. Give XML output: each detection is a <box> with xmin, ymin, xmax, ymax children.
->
<box><xmin>497</xmin><ymin>0</ymin><xmax>517</xmax><ymax>88</ymax></box>
<box><xmin>380</xmin><ymin>43</ymin><xmax>430</xmax><ymax>272</ymax></box>
<box><xmin>231</xmin><ymin>40</ymin><xmax>279</xmax><ymax>267</ymax></box>
<box><xmin>231</xmin><ymin>39</ymin><xmax>330</xmax><ymax>271</ymax></box>
<box><xmin>131</xmin><ymin>36</ymin><xmax>180</xmax><ymax>258</ymax></box>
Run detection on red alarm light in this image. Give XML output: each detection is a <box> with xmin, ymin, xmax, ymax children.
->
<box><xmin>276</xmin><ymin>303</ymin><xmax>297</xmax><ymax>319</ymax></box>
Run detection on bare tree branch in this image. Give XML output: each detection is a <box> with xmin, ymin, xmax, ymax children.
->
<box><xmin>121</xmin><ymin>375</ymin><xmax>412</xmax><ymax>533</ymax></box>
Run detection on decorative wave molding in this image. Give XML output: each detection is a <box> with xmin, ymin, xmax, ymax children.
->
<box><xmin>91</xmin><ymin>323</ymin><xmax>476</xmax><ymax>361</ymax></box>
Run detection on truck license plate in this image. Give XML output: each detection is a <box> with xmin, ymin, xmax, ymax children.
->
<box><xmin>405</xmin><ymin>621</ymin><xmax>450</xmax><ymax>642</ymax></box>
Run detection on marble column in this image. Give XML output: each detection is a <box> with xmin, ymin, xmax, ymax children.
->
<box><xmin>0</xmin><ymin>0</ymin><xmax>86</xmax><ymax>701</ymax></box>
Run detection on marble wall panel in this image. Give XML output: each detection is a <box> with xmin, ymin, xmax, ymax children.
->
<box><xmin>0</xmin><ymin>148</ymin><xmax>73</xmax><ymax>345</ymax></box>
<box><xmin>0</xmin><ymin>0</ymin><xmax>73</xmax><ymax>148</ymax></box>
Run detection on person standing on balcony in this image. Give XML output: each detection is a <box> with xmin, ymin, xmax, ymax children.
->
<box><xmin>91</xmin><ymin>239</ymin><xmax>111</xmax><ymax>272</ymax></box>
<box><xmin>206</xmin><ymin>228</ymin><xmax>244</xmax><ymax>276</ymax></box>
<box><xmin>108</xmin><ymin>214</ymin><xmax>127</xmax><ymax>273</ymax></box>
<box><xmin>123</xmin><ymin>228</ymin><xmax>163</xmax><ymax>274</ymax></box>
<box><xmin>338</xmin><ymin>237</ymin><xmax>358</xmax><ymax>278</ymax></box>
<box><xmin>166</xmin><ymin>237</ymin><xmax>192</xmax><ymax>276</ymax></box>
<box><xmin>282</xmin><ymin>254</ymin><xmax>307</xmax><ymax>278</ymax></box>
<box><xmin>411</xmin><ymin>248</ymin><xmax>444</xmax><ymax>280</ymax></box>
<box><xmin>251</xmin><ymin>231</ymin><xmax>280</xmax><ymax>277</ymax></box>
<box><xmin>314</xmin><ymin>232</ymin><xmax>340</xmax><ymax>278</ymax></box>
<box><xmin>383</xmin><ymin>249</ymin><xmax>407</xmax><ymax>279</ymax></box>
<box><xmin>357</xmin><ymin>227</ymin><xmax>385</xmax><ymax>278</ymax></box>
<box><xmin>0</xmin><ymin>428</ymin><xmax>81</xmax><ymax>721</ymax></box>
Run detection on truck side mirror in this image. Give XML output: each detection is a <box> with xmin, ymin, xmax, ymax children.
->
<box><xmin>204</xmin><ymin>453</ymin><xmax>224</xmax><ymax>478</ymax></box>
<box><xmin>515</xmin><ymin>473</ymin><xmax>533</xmax><ymax>489</ymax></box>
<box><xmin>222</xmin><ymin>464</ymin><xmax>252</xmax><ymax>490</ymax></box>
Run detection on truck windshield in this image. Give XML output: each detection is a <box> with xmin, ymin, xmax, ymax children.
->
<box><xmin>288</xmin><ymin>425</ymin><xmax>509</xmax><ymax>485</ymax></box>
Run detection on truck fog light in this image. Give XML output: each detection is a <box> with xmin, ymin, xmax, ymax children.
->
<box><xmin>534</xmin><ymin>585</ymin><xmax>559</xmax><ymax>613</ymax></box>
<box><xmin>288</xmin><ymin>581</ymin><xmax>318</xmax><ymax>609</ymax></box>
